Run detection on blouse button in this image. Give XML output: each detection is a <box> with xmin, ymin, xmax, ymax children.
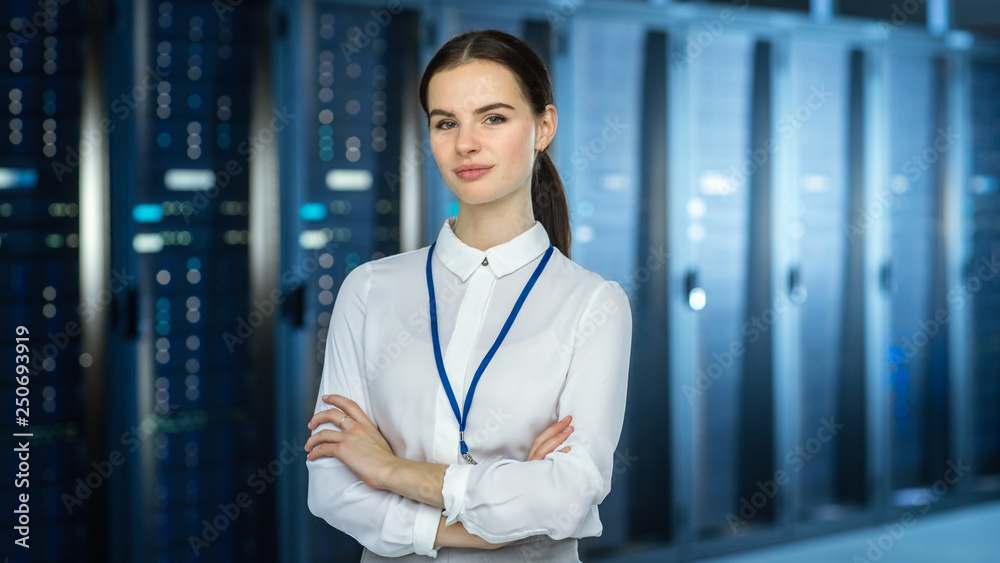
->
<box><xmin>481</xmin><ymin>256</ymin><xmax>489</xmax><ymax>266</ymax></box>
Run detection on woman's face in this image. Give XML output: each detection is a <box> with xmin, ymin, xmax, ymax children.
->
<box><xmin>426</xmin><ymin>60</ymin><xmax>555</xmax><ymax>207</ymax></box>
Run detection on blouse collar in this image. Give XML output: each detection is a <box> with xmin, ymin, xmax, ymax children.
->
<box><xmin>434</xmin><ymin>216</ymin><xmax>552</xmax><ymax>282</ymax></box>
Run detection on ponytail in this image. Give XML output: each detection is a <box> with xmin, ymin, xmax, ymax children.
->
<box><xmin>532</xmin><ymin>150</ymin><xmax>571</xmax><ymax>259</ymax></box>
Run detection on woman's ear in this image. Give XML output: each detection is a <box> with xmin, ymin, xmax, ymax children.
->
<box><xmin>535</xmin><ymin>104</ymin><xmax>557</xmax><ymax>152</ymax></box>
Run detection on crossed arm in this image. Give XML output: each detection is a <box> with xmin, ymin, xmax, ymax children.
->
<box><xmin>304</xmin><ymin>394</ymin><xmax>575</xmax><ymax>550</ymax></box>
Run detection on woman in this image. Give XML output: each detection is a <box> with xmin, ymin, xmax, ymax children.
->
<box><xmin>305</xmin><ymin>29</ymin><xmax>632</xmax><ymax>562</ymax></box>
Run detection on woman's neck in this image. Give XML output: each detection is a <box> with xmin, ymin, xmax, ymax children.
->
<box><xmin>452</xmin><ymin>193</ymin><xmax>536</xmax><ymax>251</ymax></box>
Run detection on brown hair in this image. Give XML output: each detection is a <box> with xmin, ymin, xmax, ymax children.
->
<box><xmin>418</xmin><ymin>29</ymin><xmax>571</xmax><ymax>259</ymax></box>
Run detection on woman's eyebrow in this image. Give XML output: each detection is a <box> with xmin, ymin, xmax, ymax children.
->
<box><xmin>428</xmin><ymin>102</ymin><xmax>515</xmax><ymax>119</ymax></box>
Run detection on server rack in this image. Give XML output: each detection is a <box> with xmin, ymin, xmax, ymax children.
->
<box><xmin>682</xmin><ymin>31</ymin><xmax>758</xmax><ymax>538</ymax></box>
<box><xmin>105</xmin><ymin>0</ymin><xmax>269</xmax><ymax>560</ymax></box>
<box><xmin>560</xmin><ymin>16</ymin><xmax>646</xmax><ymax>554</ymax></box>
<box><xmin>969</xmin><ymin>59</ymin><xmax>1000</xmax><ymax>483</ymax></box>
<box><xmin>273</xmin><ymin>2</ymin><xmax>417</xmax><ymax>561</ymax></box>
<box><xmin>785</xmin><ymin>39</ymin><xmax>855</xmax><ymax>520</ymax></box>
<box><xmin>883</xmin><ymin>52</ymin><xmax>951</xmax><ymax>497</ymax></box>
<box><xmin>0</xmin><ymin>1</ymin><xmax>90</xmax><ymax>561</ymax></box>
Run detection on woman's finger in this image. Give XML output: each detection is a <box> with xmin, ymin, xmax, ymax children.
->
<box><xmin>304</xmin><ymin>428</ymin><xmax>346</xmax><ymax>453</ymax></box>
<box><xmin>307</xmin><ymin>407</ymin><xmax>348</xmax><ymax>430</ymax></box>
<box><xmin>530</xmin><ymin>415</ymin><xmax>571</xmax><ymax>448</ymax></box>
<box><xmin>306</xmin><ymin>442</ymin><xmax>339</xmax><ymax>462</ymax></box>
<box><xmin>532</xmin><ymin>426</ymin><xmax>573</xmax><ymax>460</ymax></box>
<box><xmin>528</xmin><ymin>415</ymin><xmax>572</xmax><ymax>459</ymax></box>
<box><xmin>324</xmin><ymin>394</ymin><xmax>373</xmax><ymax>427</ymax></box>
<box><xmin>528</xmin><ymin>425</ymin><xmax>573</xmax><ymax>461</ymax></box>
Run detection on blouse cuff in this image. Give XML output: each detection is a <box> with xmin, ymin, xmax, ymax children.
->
<box><xmin>412</xmin><ymin>502</ymin><xmax>442</xmax><ymax>558</ymax></box>
<box><xmin>441</xmin><ymin>463</ymin><xmax>473</xmax><ymax>526</ymax></box>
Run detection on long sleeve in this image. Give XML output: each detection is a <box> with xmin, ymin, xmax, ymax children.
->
<box><xmin>440</xmin><ymin>279</ymin><xmax>633</xmax><ymax>543</ymax></box>
<box><xmin>306</xmin><ymin>262</ymin><xmax>445</xmax><ymax>558</ymax></box>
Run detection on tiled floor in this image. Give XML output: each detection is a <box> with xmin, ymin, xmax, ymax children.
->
<box><xmin>698</xmin><ymin>500</ymin><xmax>1000</xmax><ymax>562</ymax></box>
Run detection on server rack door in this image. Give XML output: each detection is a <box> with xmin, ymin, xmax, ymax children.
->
<box><xmin>787</xmin><ymin>40</ymin><xmax>853</xmax><ymax>518</ymax></box>
<box><xmin>563</xmin><ymin>19</ymin><xmax>642</xmax><ymax>285</ymax></box>
<box><xmin>107</xmin><ymin>0</ymin><xmax>266</xmax><ymax>560</ymax></box>
<box><xmin>277</xmin><ymin>3</ymin><xmax>415</xmax><ymax>560</ymax></box>
<box><xmin>969</xmin><ymin>59</ymin><xmax>1000</xmax><ymax>483</ymax></box>
<box><xmin>0</xmin><ymin>1</ymin><xmax>88</xmax><ymax>561</ymax></box>
<box><xmin>563</xmin><ymin>16</ymin><xmax>645</xmax><ymax>553</ymax></box>
<box><xmin>884</xmin><ymin>53</ymin><xmax>951</xmax><ymax>498</ymax></box>
<box><xmin>681</xmin><ymin>31</ymin><xmax>757</xmax><ymax>538</ymax></box>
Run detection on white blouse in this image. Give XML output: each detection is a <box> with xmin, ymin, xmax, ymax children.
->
<box><xmin>306</xmin><ymin>217</ymin><xmax>633</xmax><ymax>559</ymax></box>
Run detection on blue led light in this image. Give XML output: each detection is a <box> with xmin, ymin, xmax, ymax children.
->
<box><xmin>892</xmin><ymin>366</ymin><xmax>910</xmax><ymax>384</ymax></box>
<box><xmin>0</xmin><ymin>167</ymin><xmax>39</xmax><ymax>189</ymax></box>
<box><xmin>187</xmin><ymin>257</ymin><xmax>201</xmax><ymax>270</ymax></box>
<box><xmin>187</xmin><ymin>94</ymin><xmax>202</xmax><ymax>109</ymax></box>
<box><xmin>42</xmin><ymin>90</ymin><xmax>56</xmax><ymax>115</ymax></box>
<box><xmin>157</xmin><ymin>133</ymin><xmax>171</xmax><ymax>148</ymax></box>
<box><xmin>299</xmin><ymin>202</ymin><xmax>328</xmax><ymax>221</ymax></box>
<box><xmin>156</xmin><ymin>297</ymin><xmax>170</xmax><ymax>310</ymax></box>
<box><xmin>133</xmin><ymin>203</ymin><xmax>164</xmax><ymax>223</ymax></box>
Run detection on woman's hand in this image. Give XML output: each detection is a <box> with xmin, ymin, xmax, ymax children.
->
<box><xmin>451</xmin><ymin>417</ymin><xmax>572</xmax><ymax>551</ymax></box>
<box><xmin>305</xmin><ymin>394</ymin><xmax>397</xmax><ymax>490</ymax></box>
<box><xmin>526</xmin><ymin>415</ymin><xmax>573</xmax><ymax>461</ymax></box>
<box><xmin>470</xmin><ymin>417</ymin><xmax>572</xmax><ymax>552</ymax></box>
<box><xmin>435</xmin><ymin>516</ymin><xmax>519</xmax><ymax>550</ymax></box>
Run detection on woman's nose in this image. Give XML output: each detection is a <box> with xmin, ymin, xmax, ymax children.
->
<box><xmin>455</xmin><ymin>124</ymin><xmax>480</xmax><ymax>154</ymax></box>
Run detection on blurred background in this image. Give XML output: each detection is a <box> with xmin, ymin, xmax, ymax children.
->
<box><xmin>1</xmin><ymin>0</ymin><xmax>999</xmax><ymax>561</ymax></box>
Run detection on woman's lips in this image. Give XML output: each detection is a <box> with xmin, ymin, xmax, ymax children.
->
<box><xmin>455</xmin><ymin>166</ymin><xmax>494</xmax><ymax>181</ymax></box>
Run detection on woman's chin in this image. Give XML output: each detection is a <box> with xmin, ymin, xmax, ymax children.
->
<box><xmin>448</xmin><ymin>185</ymin><xmax>528</xmax><ymax>209</ymax></box>
<box><xmin>448</xmin><ymin>189</ymin><xmax>501</xmax><ymax>207</ymax></box>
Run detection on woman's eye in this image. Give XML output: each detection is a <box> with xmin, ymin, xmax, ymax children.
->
<box><xmin>434</xmin><ymin>116</ymin><xmax>504</xmax><ymax>129</ymax></box>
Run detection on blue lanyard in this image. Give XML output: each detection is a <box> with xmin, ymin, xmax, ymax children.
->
<box><xmin>426</xmin><ymin>241</ymin><xmax>554</xmax><ymax>464</ymax></box>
